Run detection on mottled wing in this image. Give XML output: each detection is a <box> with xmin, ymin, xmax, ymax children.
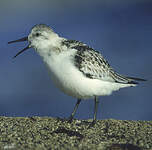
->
<box><xmin>63</xmin><ymin>40</ymin><xmax>140</xmax><ymax>84</ymax></box>
<box><xmin>73</xmin><ymin>45</ymin><xmax>116</xmax><ymax>82</ymax></box>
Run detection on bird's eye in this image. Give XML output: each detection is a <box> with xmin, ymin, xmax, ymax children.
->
<box><xmin>35</xmin><ymin>33</ymin><xmax>41</xmax><ymax>37</ymax></box>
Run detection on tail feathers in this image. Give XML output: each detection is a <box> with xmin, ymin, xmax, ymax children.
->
<box><xmin>111</xmin><ymin>71</ymin><xmax>146</xmax><ymax>84</ymax></box>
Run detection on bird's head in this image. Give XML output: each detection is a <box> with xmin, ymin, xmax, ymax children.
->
<box><xmin>8</xmin><ymin>24</ymin><xmax>59</xmax><ymax>58</ymax></box>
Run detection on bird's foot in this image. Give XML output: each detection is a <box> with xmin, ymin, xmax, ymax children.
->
<box><xmin>74</xmin><ymin>120</ymin><xmax>96</xmax><ymax>127</ymax></box>
<box><xmin>87</xmin><ymin>120</ymin><xmax>96</xmax><ymax>128</ymax></box>
<box><xmin>67</xmin><ymin>116</ymin><xmax>74</xmax><ymax>123</ymax></box>
<box><xmin>56</xmin><ymin>116</ymin><xmax>74</xmax><ymax>123</ymax></box>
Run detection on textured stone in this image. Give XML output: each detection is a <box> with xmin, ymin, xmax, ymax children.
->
<box><xmin>0</xmin><ymin>117</ymin><xmax>151</xmax><ymax>150</ymax></box>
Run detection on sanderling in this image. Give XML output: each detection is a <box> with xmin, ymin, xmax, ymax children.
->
<box><xmin>8</xmin><ymin>24</ymin><xmax>145</xmax><ymax>125</ymax></box>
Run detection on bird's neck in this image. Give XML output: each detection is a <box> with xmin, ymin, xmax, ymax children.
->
<box><xmin>36</xmin><ymin>35</ymin><xmax>64</xmax><ymax>58</ymax></box>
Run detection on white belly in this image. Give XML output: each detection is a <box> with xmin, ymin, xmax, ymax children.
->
<box><xmin>42</xmin><ymin>51</ymin><xmax>133</xmax><ymax>99</ymax></box>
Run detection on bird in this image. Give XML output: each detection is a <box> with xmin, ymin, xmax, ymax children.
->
<box><xmin>8</xmin><ymin>24</ymin><xmax>146</xmax><ymax>126</ymax></box>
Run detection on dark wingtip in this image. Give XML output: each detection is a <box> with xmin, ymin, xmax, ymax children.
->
<box><xmin>128</xmin><ymin>81</ymin><xmax>139</xmax><ymax>84</ymax></box>
<box><xmin>8</xmin><ymin>41</ymin><xmax>13</xmax><ymax>44</ymax></box>
<box><xmin>137</xmin><ymin>78</ymin><xmax>147</xmax><ymax>81</ymax></box>
<box><xmin>127</xmin><ymin>76</ymin><xmax>147</xmax><ymax>82</ymax></box>
<box><xmin>126</xmin><ymin>76</ymin><xmax>147</xmax><ymax>85</ymax></box>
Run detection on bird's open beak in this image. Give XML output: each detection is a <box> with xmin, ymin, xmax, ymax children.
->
<box><xmin>8</xmin><ymin>37</ymin><xmax>31</xmax><ymax>58</ymax></box>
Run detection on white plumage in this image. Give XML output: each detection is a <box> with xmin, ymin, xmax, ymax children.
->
<box><xmin>43</xmin><ymin>48</ymin><xmax>134</xmax><ymax>99</ymax></box>
<box><xmin>8</xmin><ymin>24</ymin><xmax>145</xmax><ymax>125</ymax></box>
<box><xmin>28</xmin><ymin>24</ymin><xmax>136</xmax><ymax>98</ymax></box>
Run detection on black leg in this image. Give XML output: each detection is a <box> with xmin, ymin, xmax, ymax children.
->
<box><xmin>68</xmin><ymin>99</ymin><xmax>81</xmax><ymax>122</ymax></box>
<box><xmin>89</xmin><ymin>96</ymin><xmax>99</xmax><ymax>127</ymax></box>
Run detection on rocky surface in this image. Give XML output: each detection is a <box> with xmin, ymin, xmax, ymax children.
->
<box><xmin>0</xmin><ymin>117</ymin><xmax>151</xmax><ymax>150</ymax></box>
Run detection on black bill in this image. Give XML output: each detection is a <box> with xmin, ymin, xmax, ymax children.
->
<box><xmin>8</xmin><ymin>36</ymin><xmax>31</xmax><ymax>58</ymax></box>
<box><xmin>8</xmin><ymin>37</ymin><xmax>28</xmax><ymax>44</ymax></box>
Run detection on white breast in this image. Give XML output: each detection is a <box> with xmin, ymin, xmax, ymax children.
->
<box><xmin>41</xmin><ymin>49</ymin><xmax>133</xmax><ymax>99</ymax></box>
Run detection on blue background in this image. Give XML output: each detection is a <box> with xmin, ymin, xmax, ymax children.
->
<box><xmin>0</xmin><ymin>0</ymin><xmax>151</xmax><ymax>120</ymax></box>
